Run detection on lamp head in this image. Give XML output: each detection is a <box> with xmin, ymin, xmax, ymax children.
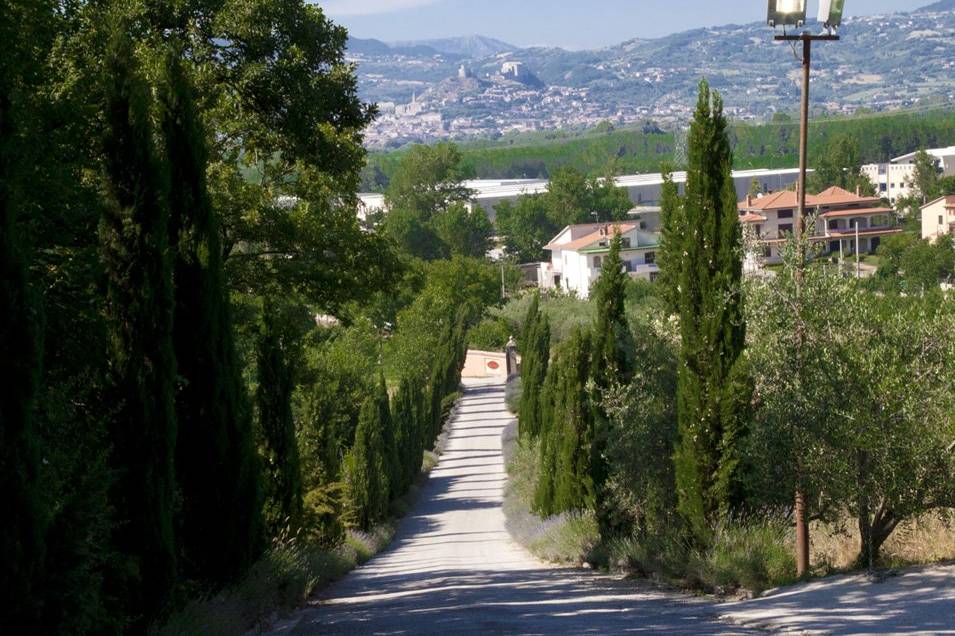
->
<box><xmin>767</xmin><ymin>0</ymin><xmax>807</xmax><ymax>28</ymax></box>
<box><xmin>818</xmin><ymin>0</ymin><xmax>846</xmax><ymax>29</ymax></box>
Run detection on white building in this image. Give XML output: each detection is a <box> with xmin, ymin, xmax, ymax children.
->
<box><xmin>539</xmin><ymin>223</ymin><xmax>660</xmax><ymax>298</ymax></box>
<box><xmin>921</xmin><ymin>195</ymin><xmax>955</xmax><ymax>242</ymax></box>
<box><xmin>862</xmin><ymin>146</ymin><xmax>955</xmax><ymax>204</ymax></box>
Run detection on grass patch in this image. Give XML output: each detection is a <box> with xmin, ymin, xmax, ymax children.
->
<box><xmin>812</xmin><ymin>510</ymin><xmax>955</xmax><ymax>572</ymax></box>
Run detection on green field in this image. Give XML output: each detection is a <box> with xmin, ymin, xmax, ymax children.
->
<box><xmin>363</xmin><ymin>108</ymin><xmax>955</xmax><ymax>188</ymax></box>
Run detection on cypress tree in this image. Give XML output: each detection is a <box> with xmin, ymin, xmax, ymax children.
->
<box><xmin>520</xmin><ymin>292</ymin><xmax>541</xmax><ymax>350</ymax></box>
<box><xmin>534</xmin><ymin>327</ymin><xmax>595</xmax><ymax>516</ymax></box>
<box><xmin>160</xmin><ymin>53</ymin><xmax>263</xmax><ymax>583</ymax></box>
<box><xmin>673</xmin><ymin>81</ymin><xmax>748</xmax><ymax>542</ymax></box>
<box><xmin>0</xmin><ymin>59</ymin><xmax>47</xmax><ymax>629</ymax></box>
<box><xmin>518</xmin><ymin>305</ymin><xmax>550</xmax><ymax>440</ymax></box>
<box><xmin>256</xmin><ymin>300</ymin><xmax>304</xmax><ymax>538</ymax></box>
<box><xmin>343</xmin><ymin>397</ymin><xmax>390</xmax><ymax>530</ymax></box>
<box><xmin>376</xmin><ymin>374</ymin><xmax>401</xmax><ymax>501</ymax></box>
<box><xmin>589</xmin><ymin>230</ymin><xmax>635</xmax><ymax>534</ymax></box>
<box><xmin>656</xmin><ymin>167</ymin><xmax>685</xmax><ymax>316</ymax></box>
<box><xmin>99</xmin><ymin>29</ymin><xmax>177</xmax><ymax>626</ymax></box>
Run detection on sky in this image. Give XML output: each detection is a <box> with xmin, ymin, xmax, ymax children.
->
<box><xmin>319</xmin><ymin>0</ymin><xmax>921</xmax><ymax>50</ymax></box>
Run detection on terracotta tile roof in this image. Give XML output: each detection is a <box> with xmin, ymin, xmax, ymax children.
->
<box><xmin>545</xmin><ymin>223</ymin><xmax>636</xmax><ymax>252</ymax></box>
<box><xmin>740</xmin><ymin>213</ymin><xmax>767</xmax><ymax>223</ymax></box>
<box><xmin>739</xmin><ymin>186</ymin><xmax>882</xmax><ymax>212</ymax></box>
<box><xmin>739</xmin><ymin>190</ymin><xmax>798</xmax><ymax>211</ymax></box>
<box><xmin>820</xmin><ymin>207</ymin><xmax>894</xmax><ymax>218</ymax></box>
<box><xmin>812</xmin><ymin>186</ymin><xmax>881</xmax><ymax>206</ymax></box>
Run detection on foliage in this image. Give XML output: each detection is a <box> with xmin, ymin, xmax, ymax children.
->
<box><xmin>0</xmin><ymin>3</ymin><xmax>47</xmax><ymax>623</ymax></box>
<box><xmin>672</xmin><ymin>81</ymin><xmax>748</xmax><ymax>542</ymax></box>
<box><xmin>875</xmin><ymin>232</ymin><xmax>955</xmax><ymax>292</ymax></box>
<box><xmin>494</xmin><ymin>195</ymin><xmax>556</xmax><ymax>262</ymax></box>
<box><xmin>256</xmin><ymin>301</ymin><xmax>305</xmax><ymax>539</ymax></box>
<box><xmin>909</xmin><ymin>149</ymin><xmax>941</xmax><ymax>203</ymax></box>
<box><xmin>747</xmin><ymin>241</ymin><xmax>955</xmax><ymax>566</ymax></box>
<box><xmin>163</xmin><ymin>52</ymin><xmax>263</xmax><ymax>586</ymax></box>
<box><xmin>98</xmin><ymin>28</ymin><xmax>179</xmax><ymax>625</ymax></box>
<box><xmin>807</xmin><ymin>133</ymin><xmax>875</xmax><ymax>195</ymax></box>
<box><xmin>468</xmin><ymin>316</ymin><xmax>513</xmax><ymax>352</ymax></box>
<box><xmin>366</xmin><ymin>109</ymin><xmax>955</xmax><ymax>182</ymax></box>
<box><xmin>342</xmin><ymin>399</ymin><xmax>391</xmax><ymax>531</ymax></box>
<box><xmin>517</xmin><ymin>294</ymin><xmax>550</xmax><ymax>441</ymax></box>
<box><xmin>534</xmin><ymin>327</ymin><xmax>595</xmax><ymax>516</ymax></box>
<box><xmin>431</xmin><ymin>202</ymin><xmax>494</xmax><ymax>258</ymax></box>
<box><xmin>657</xmin><ymin>167</ymin><xmax>685</xmax><ymax>316</ymax></box>
<box><xmin>381</xmin><ymin>143</ymin><xmax>476</xmax><ymax>259</ymax></box>
<box><xmin>588</xmin><ymin>231</ymin><xmax>636</xmax><ymax>534</ymax></box>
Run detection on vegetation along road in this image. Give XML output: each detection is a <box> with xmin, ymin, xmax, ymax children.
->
<box><xmin>272</xmin><ymin>379</ymin><xmax>757</xmax><ymax>635</ymax></box>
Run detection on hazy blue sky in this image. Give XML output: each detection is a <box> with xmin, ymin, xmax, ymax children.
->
<box><xmin>320</xmin><ymin>0</ymin><xmax>921</xmax><ymax>49</ymax></box>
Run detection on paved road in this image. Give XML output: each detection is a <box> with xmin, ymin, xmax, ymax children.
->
<box><xmin>275</xmin><ymin>378</ymin><xmax>756</xmax><ymax>635</ymax></box>
<box><xmin>721</xmin><ymin>563</ymin><xmax>955</xmax><ymax>635</ymax></box>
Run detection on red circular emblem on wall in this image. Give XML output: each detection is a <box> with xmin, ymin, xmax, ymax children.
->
<box><xmin>487</xmin><ymin>361</ymin><xmax>500</xmax><ymax>370</ymax></box>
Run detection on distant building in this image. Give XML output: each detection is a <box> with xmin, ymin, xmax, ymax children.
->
<box><xmin>395</xmin><ymin>92</ymin><xmax>425</xmax><ymax>117</ymax></box>
<box><xmin>451</xmin><ymin>168</ymin><xmax>802</xmax><ymax>223</ymax></box>
<box><xmin>539</xmin><ymin>223</ymin><xmax>660</xmax><ymax>298</ymax></box>
<box><xmin>500</xmin><ymin>61</ymin><xmax>528</xmax><ymax>81</ymax></box>
<box><xmin>862</xmin><ymin>146</ymin><xmax>955</xmax><ymax>204</ymax></box>
<box><xmin>738</xmin><ymin>186</ymin><xmax>902</xmax><ymax>266</ymax></box>
<box><xmin>920</xmin><ymin>195</ymin><xmax>955</xmax><ymax>242</ymax></box>
<box><xmin>458</xmin><ymin>64</ymin><xmax>473</xmax><ymax>80</ymax></box>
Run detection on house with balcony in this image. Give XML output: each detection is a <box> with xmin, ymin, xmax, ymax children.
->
<box><xmin>921</xmin><ymin>196</ymin><xmax>955</xmax><ymax>242</ymax></box>
<box><xmin>539</xmin><ymin>223</ymin><xmax>660</xmax><ymax>299</ymax></box>
<box><xmin>738</xmin><ymin>186</ymin><xmax>902</xmax><ymax>266</ymax></box>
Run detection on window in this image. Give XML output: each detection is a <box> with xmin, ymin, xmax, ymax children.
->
<box><xmin>644</xmin><ymin>252</ymin><xmax>656</xmax><ymax>265</ymax></box>
<box><xmin>763</xmin><ymin>246</ymin><xmax>772</xmax><ymax>258</ymax></box>
<box><xmin>777</xmin><ymin>209</ymin><xmax>793</xmax><ymax>219</ymax></box>
<box><xmin>593</xmin><ymin>256</ymin><xmax>602</xmax><ymax>268</ymax></box>
<box><xmin>828</xmin><ymin>220</ymin><xmax>839</xmax><ymax>230</ymax></box>
<box><xmin>880</xmin><ymin>183</ymin><xmax>887</xmax><ymax>192</ymax></box>
<box><xmin>778</xmin><ymin>223</ymin><xmax>793</xmax><ymax>236</ymax></box>
<box><xmin>621</xmin><ymin>238</ymin><xmax>632</xmax><ymax>248</ymax></box>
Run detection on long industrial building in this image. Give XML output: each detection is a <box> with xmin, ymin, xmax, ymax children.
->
<box><xmin>359</xmin><ymin>168</ymin><xmax>802</xmax><ymax>223</ymax></box>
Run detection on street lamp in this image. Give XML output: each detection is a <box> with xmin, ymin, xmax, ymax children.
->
<box><xmin>767</xmin><ymin>0</ymin><xmax>845</xmax><ymax>580</ymax></box>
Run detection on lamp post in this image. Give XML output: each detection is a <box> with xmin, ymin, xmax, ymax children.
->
<box><xmin>767</xmin><ymin>0</ymin><xmax>845</xmax><ymax>579</ymax></box>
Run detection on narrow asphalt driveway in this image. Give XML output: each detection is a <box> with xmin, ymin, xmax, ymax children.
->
<box><xmin>274</xmin><ymin>378</ymin><xmax>757</xmax><ymax>635</ymax></box>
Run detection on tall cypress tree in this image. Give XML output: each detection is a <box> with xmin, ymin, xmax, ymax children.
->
<box><xmin>256</xmin><ymin>300</ymin><xmax>304</xmax><ymax>538</ymax></box>
<box><xmin>534</xmin><ymin>327</ymin><xmax>595</xmax><ymax>516</ymax></box>
<box><xmin>657</xmin><ymin>167</ymin><xmax>685</xmax><ymax>316</ymax></box>
<box><xmin>160</xmin><ymin>52</ymin><xmax>263</xmax><ymax>583</ymax></box>
<box><xmin>673</xmin><ymin>81</ymin><xmax>747</xmax><ymax>542</ymax></box>
<box><xmin>99</xmin><ymin>28</ymin><xmax>177</xmax><ymax>626</ymax></box>
<box><xmin>376</xmin><ymin>374</ymin><xmax>401</xmax><ymax>501</ymax></box>
<box><xmin>0</xmin><ymin>51</ymin><xmax>47</xmax><ymax>629</ymax></box>
<box><xmin>590</xmin><ymin>230</ymin><xmax>635</xmax><ymax>534</ymax></box>
<box><xmin>518</xmin><ymin>310</ymin><xmax>550</xmax><ymax>440</ymax></box>
<box><xmin>343</xmin><ymin>397</ymin><xmax>390</xmax><ymax>530</ymax></box>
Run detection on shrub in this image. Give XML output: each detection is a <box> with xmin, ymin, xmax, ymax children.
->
<box><xmin>468</xmin><ymin>317</ymin><xmax>512</xmax><ymax>351</ymax></box>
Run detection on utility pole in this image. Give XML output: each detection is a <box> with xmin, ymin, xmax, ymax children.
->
<box><xmin>773</xmin><ymin>30</ymin><xmax>840</xmax><ymax>579</ymax></box>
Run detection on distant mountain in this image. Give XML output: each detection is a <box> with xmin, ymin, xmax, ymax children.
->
<box><xmin>353</xmin><ymin>3</ymin><xmax>955</xmax><ymax>147</ymax></box>
<box><xmin>919</xmin><ymin>0</ymin><xmax>955</xmax><ymax>11</ymax></box>
<box><xmin>390</xmin><ymin>35</ymin><xmax>518</xmax><ymax>59</ymax></box>
<box><xmin>347</xmin><ymin>37</ymin><xmax>448</xmax><ymax>59</ymax></box>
